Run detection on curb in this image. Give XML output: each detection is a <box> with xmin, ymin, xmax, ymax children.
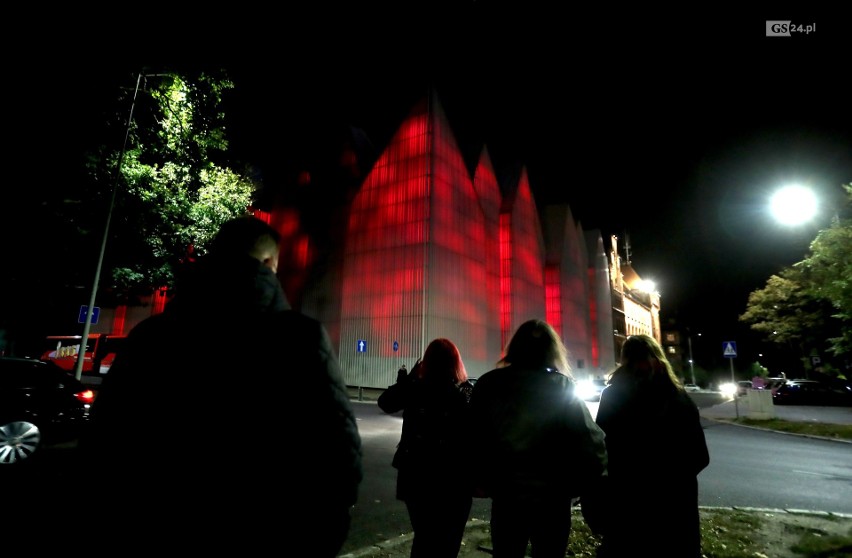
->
<box><xmin>700</xmin><ymin>505</ymin><xmax>852</xmax><ymax>520</ymax></box>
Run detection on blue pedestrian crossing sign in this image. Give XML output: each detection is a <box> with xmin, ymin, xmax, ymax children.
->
<box><xmin>78</xmin><ymin>305</ymin><xmax>100</xmax><ymax>324</ymax></box>
<box><xmin>357</xmin><ymin>340</ymin><xmax>367</xmax><ymax>353</ymax></box>
<box><xmin>722</xmin><ymin>341</ymin><xmax>737</xmax><ymax>358</ymax></box>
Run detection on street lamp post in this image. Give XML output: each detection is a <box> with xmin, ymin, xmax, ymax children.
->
<box><xmin>687</xmin><ymin>333</ymin><xmax>696</xmax><ymax>385</ymax></box>
<box><xmin>767</xmin><ymin>184</ymin><xmax>829</xmax><ymax>381</ymax></box>
<box><xmin>73</xmin><ymin>72</ymin><xmax>167</xmax><ymax>380</ymax></box>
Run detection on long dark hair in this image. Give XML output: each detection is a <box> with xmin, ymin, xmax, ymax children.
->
<box><xmin>612</xmin><ymin>334</ymin><xmax>682</xmax><ymax>390</ymax></box>
<box><xmin>416</xmin><ymin>338</ymin><xmax>468</xmax><ymax>385</ymax></box>
<box><xmin>498</xmin><ymin>319</ymin><xmax>572</xmax><ymax>377</ymax></box>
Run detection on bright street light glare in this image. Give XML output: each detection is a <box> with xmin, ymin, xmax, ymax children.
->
<box><xmin>770</xmin><ymin>185</ymin><xmax>817</xmax><ymax>225</ymax></box>
<box><xmin>719</xmin><ymin>382</ymin><xmax>737</xmax><ymax>397</ymax></box>
<box><xmin>636</xmin><ymin>279</ymin><xmax>657</xmax><ymax>293</ymax></box>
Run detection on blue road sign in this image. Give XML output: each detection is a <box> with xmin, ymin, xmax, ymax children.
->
<box><xmin>722</xmin><ymin>341</ymin><xmax>737</xmax><ymax>358</ymax></box>
<box><xmin>357</xmin><ymin>339</ymin><xmax>367</xmax><ymax>353</ymax></box>
<box><xmin>78</xmin><ymin>305</ymin><xmax>100</xmax><ymax>324</ymax></box>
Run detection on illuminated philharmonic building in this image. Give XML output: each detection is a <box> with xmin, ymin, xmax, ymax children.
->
<box><xmin>75</xmin><ymin>91</ymin><xmax>661</xmax><ymax>386</ymax></box>
<box><xmin>268</xmin><ymin>91</ymin><xmax>661</xmax><ymax>388</ymax></box>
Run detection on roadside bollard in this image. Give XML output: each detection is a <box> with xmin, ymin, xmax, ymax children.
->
<box><xmin>358</xmin><ymin>386</ymin><xmax>363</xmax><ymax>401</ymax></box>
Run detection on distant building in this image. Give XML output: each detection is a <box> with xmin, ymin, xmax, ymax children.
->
<box><xmin>608</xmin><ymin>234</ymin><xmax>662</xmax><ymax>359</ymax></box>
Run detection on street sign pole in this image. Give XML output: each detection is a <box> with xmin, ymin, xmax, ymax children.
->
<box><xmin>356</xmin><ymin>339</ymin><xmax>367</xmax><ymax>401</ymax></box>
<box><xmin>687</xmin><ymin>334</ymin><xmax>696</xmax><ymax>385</ymax></box>
<box><xmin>731</xmin><ymin>357</ymin><xmax>739</xmax><ymax>418</ymax></box>
<box><xmin>73</xmin><ymin>72</ymin><xmax>146</xmax><ymax>381</ymax></box>
<box><xmin>723</xmin><ymin>341</ymin><xmax>739</xmax><ymax>419</ymax></box>
<box><xmin>393</xmin><ymin>340</ymin><xmax>399</xmax><ymax>378</ymax></box>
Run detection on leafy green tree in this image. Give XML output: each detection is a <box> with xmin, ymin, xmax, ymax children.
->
<box><xmin>739</xmin><ymin>268</ymin><xmax>822</xmax><ymax>347</ymax></box>
<box><xmin>748</xmin><ymin>361</ymin><xmax>769</xmax><ymax>379</ymax></box>
<box><xmin>85</xmin><ymin>71</ymin><xmax>257</xmax><ymax>301</ymax></box>
<box><xmin>740</xmin><ymin>184</ymin><xmax>852</xmax><ymax>370</ymax></box>
<box><xmin>795</xmin><ymin>184</ymin><xmax>852</xmax><ymax>357</ymax></box>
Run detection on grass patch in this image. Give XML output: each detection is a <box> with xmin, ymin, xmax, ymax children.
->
<box><xmin>700</xmin><ymin>509</ymin><xmax>765</xmax><ymax>557</ymax></box>
<box><xmin>564</xmin><ymin>508</ymin><xmax>852</xmax><ymax>558</ymax></box>
<box><xmin>727</xmin><ymin>417</ymin><xmax>852</xmax><ymax>441</ymax></box>
<box><xmin>792</xmin><ymin>526</ymin><xmax>852</xmax><ymax>557</ymax></box>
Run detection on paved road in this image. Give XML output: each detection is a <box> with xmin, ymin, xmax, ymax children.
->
<box><xmin>341</xmin><ymin>388</ymin><xmax>852</xmax><ymax>558</ymax></box>
<box><xmin>350</xmin><ymin>386</ymin><xmax>852</xmax><ymax>425</ymax></box>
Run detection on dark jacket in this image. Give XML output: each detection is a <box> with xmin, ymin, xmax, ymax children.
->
<box><xmin>469</xmin><ymin>365</ymin><xmax>608</xmax><ymax>502</ymax></box>
<box><xmin>378</xmin><ymin>372</ymin><xmax>474</xmax><ymax>500</ymax></box>
<box><xmin>593</xmin><ymin>371</ymin><xmax>710</xmax><ymax>557</ymax></box>
<box><xmin>78</xmin><ymin>255</ymin><xmax>363</xmax><ymax>552</ymax></box>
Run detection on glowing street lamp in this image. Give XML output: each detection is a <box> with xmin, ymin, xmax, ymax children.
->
<box><xmin>635</xmin><ymin>279</ymin><xmax>657</xmax><ymax>294</ymax></box>
<box><xmin>770</xmin><ymin>185</ymin><xmax>817</xmax><ymax>226</ymax></box>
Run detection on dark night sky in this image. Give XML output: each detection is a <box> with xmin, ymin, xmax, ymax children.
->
<box><xmin>6</xmin><ymin>7</ymin><xmax>851</xmax><ymax>366</ymax></box>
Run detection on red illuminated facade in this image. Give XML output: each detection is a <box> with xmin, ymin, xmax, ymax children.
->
<box><xmin>273</xmin><ymin>91</ymin><xmax>639</xmax><ymax>387</ymax></box>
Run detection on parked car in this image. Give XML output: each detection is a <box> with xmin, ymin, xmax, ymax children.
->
<box><xmin>684</xmin><ymin>383</ymin><xmax>701</xmax><ymax>392</ymax></box>
<box><xmin>763</xmin><ymin>377</ymin><xmax>788</xmax><ymax>396</ymax></box>
<box><xmin>0</xmin><ymin>357</ymin><xmax>95</xmax><ymax>465</ymax></box>
<box><xmin>772</xmin><ymin>379</ymin><xmax>852</xmax><ymax>406</ymax></box>
<box><xmin>737</xmin><ymin>380</ymin><xmax>753</xmax><ymax>396</ymax></box>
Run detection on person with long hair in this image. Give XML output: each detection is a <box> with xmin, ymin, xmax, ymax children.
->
<box><xmin>469</xmin><ymin>319</ymin><xmax>608</xmax><ymax>558</ymax></box>
<box><xmin>593</xmin><ymin>334</ymin><xmax>710</xmax><ymax>557</ymax></box>
<box><xmin>378</xmin><ymin>338</ymin><xmax>475</xmax><ymax>558</ymax></box>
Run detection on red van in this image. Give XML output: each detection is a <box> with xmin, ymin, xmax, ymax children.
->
<box><xmin>41</xmin><ymin>334</ymin><xmax>127</xmax><ymax>376</ymax></box>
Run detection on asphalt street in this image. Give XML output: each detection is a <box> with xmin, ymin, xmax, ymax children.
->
<box><xmin>340</xmin><ymin>388</ymin><xmax>852</xmax><ymax>558</ymax></box>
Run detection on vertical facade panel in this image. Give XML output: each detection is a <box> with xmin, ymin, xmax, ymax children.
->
<box><xmin>499</xmin><ymin>213</ymin><xmax>513</xmax><ymax>351</ymax></box>
<box><xmin>585</xmin><ymin>230</ymin><xmax>617</xmax><ymax>371</ymax></box>
<box><xmin>339</xmin><ymin>113</ymin><xmax>431</xmax><ymax>387</ymax></box>
<box><xmin>541</xmin><ymin>203</ymin><xmax>591</xmax><ymax>374</ymax></box>
<box><xmin>544</xmin><ymin>265</ymin><xmax>562</xmax><ymax>335</ymax></box>
<box><xmin>504</xmin><ymin>169</ymin><xmax>546</xmax><ymax>341</ymax></box>
<box><xmin>423</xmin><ymin>94</ymin><xmax>493</xmax><ymax>378</ymax></box>
<box><xmin>562</xmin><ymin>211</ymin><xmax>592</xmax><ymax>374</ymax></box>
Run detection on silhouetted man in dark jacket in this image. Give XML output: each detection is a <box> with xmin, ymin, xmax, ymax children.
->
<box><xmin>78</xmin><ymin>216</ymin><xmax>363</xmax><ymax>557</ymax></box>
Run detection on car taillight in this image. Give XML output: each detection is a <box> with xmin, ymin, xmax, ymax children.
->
<box><xmin>75</xmin><ymin>389</ymin><xmax>96</xmax><ymax>405</ymax></box>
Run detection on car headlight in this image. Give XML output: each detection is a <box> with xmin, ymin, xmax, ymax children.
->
<box><xmin>719</xmin><ymin>382</ymin><xmax>737</xmax><ymax>397</ymax></box>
